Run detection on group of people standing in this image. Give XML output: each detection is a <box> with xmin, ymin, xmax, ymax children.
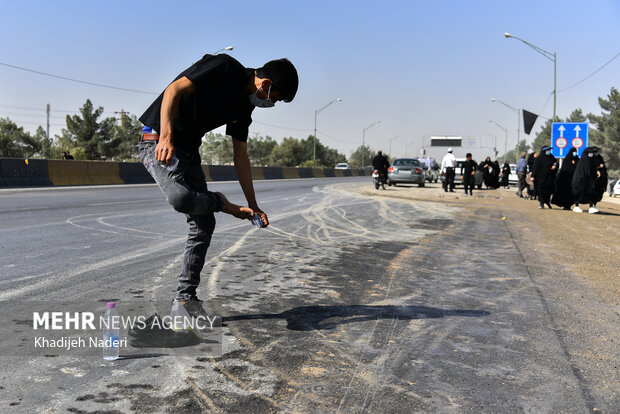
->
<box><xmin>516</xmin><ymin>146</ymin><xmax>607</xmax><ymax>213</ymax></box>
<box><xmin>478</xmin><ymin>157</ymin><xmax>511</xmax><ymax>189</ymax></box>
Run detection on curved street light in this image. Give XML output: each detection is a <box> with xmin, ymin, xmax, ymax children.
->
<box><xmin>491</xmin><ymin>98</ymin><xmax>521</xmax><ymax>162</ymax></box>
<box><xmin>213</xmin><ymin>46</ymin><xmax>234</xmax><ymax>54</ymax></box>
<box><xmin>489</xmin><ymin>120</ymin><xmax>508</xmax><ymax>161</ymax></box>
<box><xmin>388</xmin><ymin>134</ymin><xmax>403</xmax><ymax>159</ymax></box>
<box><xmin>313</xmin><ymin>98</ymin><xmax>342</xmax><ymax>167</ymax></box>
<box><xmin>361</xmin><ymin>120</ymin><xmax>381</xmax><ymax>167</ymax></box>
<box><xmin>504</xmin><ymin>33</ymin><xmax>556</xmax><ymax>122</ymax></box>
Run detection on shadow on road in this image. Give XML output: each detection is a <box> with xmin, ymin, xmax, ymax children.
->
<box><xmin>222</xmin><ymin>305</ymin><xmax>490</xmax><ymax>331</ymax></box>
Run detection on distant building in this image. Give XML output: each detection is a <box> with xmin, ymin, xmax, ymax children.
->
<box><xmin>420</xmin><ymin>136</ymin><xmax>495</xmax><ymax>162</ymax></box>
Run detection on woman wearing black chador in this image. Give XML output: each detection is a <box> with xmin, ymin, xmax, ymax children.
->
<box><xmin>532</xmin><ymin>146</ymin><xmax>558</xmax><ymax>209</ymax></box>
<box><xmin>572</xmin><ymin>146</ymin><xmax>607</xmax><ymax>214</ymax></box>
<box><xmin>551</xmin><ymin>147</ymin><xmax>579</xmax><ymax>209</ymax></box>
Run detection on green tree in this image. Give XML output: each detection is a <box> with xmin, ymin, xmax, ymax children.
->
<box><xmin>199</xmin><ymin>132</ymin><xmax>233</xmax><ymax>165</ymax></box>
<box><xmin>588</xmin><ymin>87</ymin><xmax>620</xmax><ymax>174</ymax></box>
<box><xmin>301</xmin><ymin>135</ymin><xmax>347</xmax><ymax>167</ymax></box>
<box><xmin>61</xmin><ymin>99</ymin><xmax>116</xmax><ymax>159</ymax></box>
<box><xmin>269</xmin><ymin>137</ymin><xmax>305</xmax><ymax>167</ymax></box>
<box><xmin>106</xmin><ymin>113</ymin><xmax>143</xmax><ymax>161</ymax></box>
<box><xmin>349</xmin><ymin>145</ymin><xmax>375</xmax><ymax>168</ymax></box>
<box><xmin>247</xmin><ymin>133</ymin><xmax>277</xmax><ymax>166</ymax></box>
<box><xmin>500</xmin><ymin>139</ymin><xmax>530</xmax><ymax>163</ymax></box>
<box><xmin>0</xmin><ymin>118</ymin><xmax>30</xmax><ymax>157</ymax></box>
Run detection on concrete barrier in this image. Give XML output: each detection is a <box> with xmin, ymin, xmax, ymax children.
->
<box><xmin>47</xmin><ymin>160</ymin><xmax>123</xmax><ymax>186</ymax></box>
<box><xmin>0</xmin><ymin>158</ymin><xmax>371</xmax><ymax>188</ymax></box>
<box><xmin>119</xmin><ymin>162</ymin><xmax>155</xmax><ymax>184</ymax></box>
<box><xmin>0</xmin><ymin>158</ymin><xmax>52</xmax><ymax>187</ymax></box>
<box><xmin>208</xmin><ymin>165</ymin><xmax>237</xmax><ymax>181</ymax></box>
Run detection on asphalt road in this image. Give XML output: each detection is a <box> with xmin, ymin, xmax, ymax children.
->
<box><xmin>0</xmin><ymin>178</ymin><xmax>618</xmax><ymax>413</ymax></box>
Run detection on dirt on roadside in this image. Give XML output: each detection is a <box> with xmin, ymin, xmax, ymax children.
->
<box><xmin>343</xmin><ymin>182</ymin><xmax>620</xmax><ymax>305</ymax></box>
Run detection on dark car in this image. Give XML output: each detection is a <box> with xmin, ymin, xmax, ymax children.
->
<box><xmin>387</xmin><ymin>158</ymin><xmax>426</xmax><ymax>187</ymax></box>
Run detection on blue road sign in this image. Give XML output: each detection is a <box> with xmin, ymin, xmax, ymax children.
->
<box><xmin>551</xmin><ymin>122</ymin><xmax>588</xmax><ymax>158</ymax></box>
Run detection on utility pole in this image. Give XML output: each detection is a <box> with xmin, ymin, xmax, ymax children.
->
<box><xmin>46</xmin><ymin>103</ymin><xmax>50</xmax><ymax>140</ymax></box>
<box><xmin>114</xmin><ymin>109</ymin><xmax>126</xmax><ymax>128</ymax></box>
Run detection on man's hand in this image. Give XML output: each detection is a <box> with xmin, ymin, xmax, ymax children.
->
<box><xmin>471</xmin><ymin>171</ymin><xmax>475</xmax><ymax>176</ymax></box>
<box><xmin>155</xmin><ymin>140</ymin><xmax>175</xmax><ymax>164</ymax></box>
<box><xmin>252</xmin><ymin>207</ymin><xmax>269</xmax><ymax>228</ymax></box>
<box><xmin>597</xmin><ymin>171</ymin><xmax>601</xmax><ymax>178</ymax></box>
<box><xmin>216</xmin><ymin>192</ymin><xmax>254</xmax><ymax>220</ymax></box>
<box><xmin>551</xmin><ymin>165</ymin><xmax>557</xmax><ymax>170</ymax></box>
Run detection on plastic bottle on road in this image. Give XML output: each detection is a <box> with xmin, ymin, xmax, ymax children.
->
<box><xmin>102</xmin><ymin>302</ymin><xmax>120</xmax><ymax>361</ymax></box>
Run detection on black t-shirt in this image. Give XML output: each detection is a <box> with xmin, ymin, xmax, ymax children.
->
<box><xmin>139</xmin><ymin>54</ymin><xmax>255</xmax><ymax>151</ymax></box>
<box><xmin>461</xmin><ymin>160</ymin><xmax>477</xmax><ymax>175</ymax></box>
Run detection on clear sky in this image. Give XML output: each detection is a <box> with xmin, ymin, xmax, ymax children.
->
<box><xmin>1</xmin><ymin>0</ymin><xmax>619</xmax><ymax>158</ymax></box>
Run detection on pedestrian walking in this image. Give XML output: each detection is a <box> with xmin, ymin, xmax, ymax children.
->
<box><xmin>500</xmin><ymin>161</ymin><xmax>510</xmax><ymax>188</ymax></box>
<box><xmin>526</xmin><ymin>151</ymin><xmax>538</xmax><ymax>200</ymax></box>
<box><xmin>572</xmin><ymin>146</ymin><xmax>608</xmax><ymax>214</ymax></box>
<box><xmin>137</xmin><ymin>53</ymin><xmax>298</xmax><ymax>314</ymax></box>
<box><xmin>461</xmin><ymin>153</ymin><xmax>477</xmax><ymax>196</ymax></box>
<box><xmin>515</xmin><ymin>152</ymin><xmax>528</xmax><ymax>198</ymax></box>
<box><xmin>551</xmin><ymin>147</ymin><xmax>579</xmax><ymax>210</ymax></box>
<box><xmin>441</xmin><ymin>148</ymin><xmax>456</xmax><ymax>192</ymax></box>
<box><xmin>531</xmin><ymin>146</ymin><xmax>557</xmax><ymax>209</ymax></box>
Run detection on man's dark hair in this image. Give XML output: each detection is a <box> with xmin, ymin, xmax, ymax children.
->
<box><xmin>466</xmin><ymin>153</ymin><xmax>472</xmax><ymax>158</ymax></box>
<box><xmin>256</xmin><ymin>58</ymin><xmax>298</xmax><ymax>103</ymax></box>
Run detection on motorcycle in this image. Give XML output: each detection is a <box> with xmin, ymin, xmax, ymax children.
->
<box><xmin>373</xmin><ymin>170</ymin><xmax>387</xmax><ymax>190</ymax></box>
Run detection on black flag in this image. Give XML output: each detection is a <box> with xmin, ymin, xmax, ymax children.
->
<box><xmin>523</xmin><ymin>110</ymin><xmax>538</xmax><ymax>135</ymax></box>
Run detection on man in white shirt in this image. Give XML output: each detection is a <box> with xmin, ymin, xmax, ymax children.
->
<box><xmin>441</xmin><ymin>148</ymin><xmax>457</xmax><ymax>192</ymax></box>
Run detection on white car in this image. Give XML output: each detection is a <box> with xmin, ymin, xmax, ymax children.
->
<box><xmin>509</xmin><ymin>164</ymin><xmax>518</xmax><ymax>185</ymax></box>
<box><xmin>610</xmin><ymin>179</ymin><xmax>620</xmax><ymax>197</ymax></box>
<box><xmin>335</xmin><ymin>163</ymin><xmax>352</xmax><ymax>170</ymax></box>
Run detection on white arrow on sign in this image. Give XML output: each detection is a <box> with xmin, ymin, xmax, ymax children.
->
<box><xmin>558</xmin><ymin>125</ymin><xmax>565</xmax><ymax>137</ymax></box>
<box><xmin>574</xmin><ymin>125</ymin><xmax>581</xmax><ymax>138</ymax></box>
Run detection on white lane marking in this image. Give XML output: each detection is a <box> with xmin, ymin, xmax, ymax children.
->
<box><xmin>86</xmin><ymin>199</ymin><xmax>160</xmax><ymax>206</ymax></box>
<box><xmin>0</xmin><ymin>177</ymin><xmax>369</xmax><ymax>194</ymax></box>
<box><xmin>0</xmin><ymin>235</ymin><xmax>187</xmax><ymax>301</ymax></box>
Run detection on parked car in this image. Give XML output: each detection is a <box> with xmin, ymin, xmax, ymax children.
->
<box><xmin>418</xmin><ymin>157</ymin><xmax>440</xmax><ymax>183</ymax></box>
<box><xmin>508</xmin><ymin>163</ymin><xmax>518</xmax><ymax>185</ymax></box>
<box><xmin>335</xmin><ymin>163</ymin><xmax>352</xmax><ymax>170</ymax></box>
<box><xmin>387</xmin><ymin>158</ymin><xmax>426</xmax><ymax>187</ymax></box>
<box><xmin>610</xmin><ymin>179</ymin><xmax>620</xmax><ymax>197</ymax></box>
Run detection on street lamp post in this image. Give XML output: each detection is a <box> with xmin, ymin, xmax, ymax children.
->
<box><xmin>361</xmin><ymin>120</ymin><xmax>381</xmax><ymax>167</ymax></box>
<box><xmin>313</xmin><ymin>98</ymin><xmax>342</xmax><ymax>167</ymax></box>
<box><xmin>405</xmin><ymin>141</ymin><xmax>417</xmax><ymax>157</ymax></box>
<box><xmin>213</xmin><ymin>46</ymin><xmax>234</xmax><ymax>54</ymax></box>
<box><xmin>489</xmin><ymin>120</ymin><xmax>508</xmax><ymax>161</ymax></box>
<box><xmin>388</xmin><ymin>134</ymin><xmax>403</xmax><ymax>159</ymax></box>
<box><xmin>504</xmin><ymin>33</ymin><xmax>557</xmax><ymax>122</ymax></box>
<box><xmin>491</xmin><ymin>98</ymin><xmax>520</xmax><ymax>162</ymax></box>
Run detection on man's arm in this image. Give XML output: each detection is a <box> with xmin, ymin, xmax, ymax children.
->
<box><xmin>155</xmin><ymin>76</ymin><xmax>196</xmax><ymax>164</ymax></box>
<box><xmin>232</xmin><ymin>139</ymin><xmax>269</xmax><ymax>227</ymax></box>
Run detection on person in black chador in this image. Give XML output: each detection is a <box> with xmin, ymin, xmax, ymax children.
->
<box><xmin>490</xmin><ymin>161</ymin><xmax>501</xmax><ymax>189</ymax></box>
<box><xmin>526</xmin><ymin>151</ymin><xmax>538</xmax><ymax>200</ymax></box>
<box><xmin>460</xmin><ymin>153</ymin><xmax>477</xmax><ymax>196</ymax></box>
<box><xmin>551</xmin><ymin>147</ymin><xmax>579</xmax><ymax>210</ymax></box>
<box><xmin>500</xmin><ymin>161</ymin><xmax>510</xmax><ymax>188</ymax></box>
<box><xmin>571</xmin><ymin>146</ymin><xmax>607</xmax><ymax>214</ymax></box>
<box><xmin>531</xmin><ymin>146</ymin><xmax>557</xmax><ymax>209</ymax></box>
<box><xmin>480</xmin><ymin>157</ymin><xmax>493</xmax><ymax>188</ymax></box>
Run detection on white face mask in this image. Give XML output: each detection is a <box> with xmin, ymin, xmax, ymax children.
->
<box><xmin>588</xmin><ymin>152</ymin><xmax>594</xmax><ymax>158</ymax></box>
<box><xmin>249</xmin><ymin>84</ymin><xmax>274</xmax><ymax>108</ymax></box>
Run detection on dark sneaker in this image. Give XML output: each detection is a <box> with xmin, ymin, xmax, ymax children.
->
<box><xmin>128</xmin><ymin>313</ymin><xmax>201</xmax><ymax>348</ymax></box>
<box><xmin>177</xmin><ymin>298</ymin><xmax>209</xmax><ymax>319</ymax></box>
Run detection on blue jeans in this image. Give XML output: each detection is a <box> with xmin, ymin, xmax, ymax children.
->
<box><xmin>138</xmin><ymin>141</ymin><xmax>223</xmax><ymax>301</ymax></box>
